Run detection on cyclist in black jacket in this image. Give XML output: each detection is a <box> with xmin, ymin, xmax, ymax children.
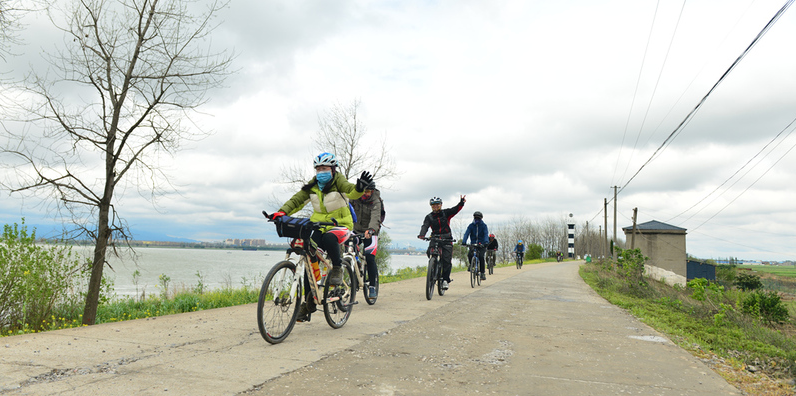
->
<box><xmin>418</xmin><ymin>195</ymin><xmax>465</xmax><ymax>289</ymax></box>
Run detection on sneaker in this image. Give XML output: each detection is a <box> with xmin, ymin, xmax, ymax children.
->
<box><xmin>368</xmin><ymin>286</ymin><xmax>377</xmax><ymax>298</ymax></box>
<box><xmin>441</xmin><ymin>280</ymin><xmax>449</xmax><ymax>290</ymax></box>
<box><xmin>481</xmin><ymin>273</ymin><xmax>486</xmax><ymax>280</ymax></box>
<box><xmin>328</xmin><ymin>266</ymin><xmax>344</xmax><ymax>285</ymax></box>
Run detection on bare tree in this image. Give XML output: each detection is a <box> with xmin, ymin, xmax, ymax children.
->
<box><xmin>315</xmin><ymin>99</ymin><xmax>397</xmax><ymax>181</ymax></box>
<box><xmin>0</xmin><ymin>0</ymin><xmax>24</xmax><ymax>60</ymax></box>
<box><xmin>0</xmin><ymin>0</ymin><xmax>232</xmax><ymax>325</ymax></box>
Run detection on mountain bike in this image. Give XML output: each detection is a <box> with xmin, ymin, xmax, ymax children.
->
<box><xmin>423</xmin><ymin>236</ymin><xmax>455</xmax><ymax>300</ymax></box>
<box><xmin>515</xmin><ymin>252</ymin><xmax>524</xmax><ymax>269</ymax></box>
<box><xmin>486</xmin><ymin>249</ymin><xmax>496</xmax><ymax>275</ymax></box>
<box><xmin>343</xmin><ymin>234</ymin><xmax>378</xmax><ymax>305</ymax></box>
<box><xmin>257</xmin><ymin>212</ymin><xmax>355</xmax><ymax>344</ymax></box>
<box><xmin>464</xmin><ymin>244</ymin><xmax>483</xmax><ymax>288</ymax></box>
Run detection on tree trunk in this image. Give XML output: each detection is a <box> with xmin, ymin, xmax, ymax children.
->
<box><xmin>82</xmin><ymin>200</ymin><xmax>111</xmax><ymax>325</ymax></box>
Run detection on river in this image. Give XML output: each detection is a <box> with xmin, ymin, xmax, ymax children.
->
<box><xmin>83</xmin><ymin>247</ymin><xmax>430</xmax><ymax>298</ymax></box>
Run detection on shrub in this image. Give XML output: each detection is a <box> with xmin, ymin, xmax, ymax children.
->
<box><xmin>734</xmin><ymin>272</ymin><xmax>763</xmax><ymax>291</ymax></box>
<box><xmin>741</xmin><ymin>290</ymin><xmax>790</xmax><ymax>324</ymax></box>
<box><xmin>0</xmin><ymin>220</ymin><xmax>87</xmax><ymax>333</ymax></box>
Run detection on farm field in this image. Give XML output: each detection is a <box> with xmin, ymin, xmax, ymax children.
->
<box><xmin>739</xmin><ymin>265</ymin><xmax>796</xmax><ymax>278</ymax></box>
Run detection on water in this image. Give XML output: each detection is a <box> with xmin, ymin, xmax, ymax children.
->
<box><xmin>82</xmin><ymin>247</ymin><xmax>430</xmax><ymax>298</ymax></box>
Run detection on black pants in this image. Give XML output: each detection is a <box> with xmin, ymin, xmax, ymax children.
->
<box><xmin>362</xmin><ymin>236</ymin><xmax>378</xmax><ymax>286</ymax></box>
<box><xmin>467</xmin><ymin>245</ymin><xmax>486</xmax><ymax>274</ymax></box>
<box><xmin>304</xmin><ymin>230</ymin><xmax>342</xmax><ymax>305</ymax></box>
<box><xmin>439</xmin><ymin>242</ymin><xmax>453</xmax><ymax>282</ymax></box>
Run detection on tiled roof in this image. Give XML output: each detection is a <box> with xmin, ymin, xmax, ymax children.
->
<box><xmin>622</xmin><ymin>220</ymin><xmax>686</xmax><ymax>231</ymax></box>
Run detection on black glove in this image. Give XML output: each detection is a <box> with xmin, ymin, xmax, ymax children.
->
<box><xmin>356</xmin><ymin>171</ymin><xmax>373</xmax><ymax>192</ymax></box>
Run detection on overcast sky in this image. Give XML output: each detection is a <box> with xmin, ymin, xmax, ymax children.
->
<box><xmin>2</xmin><ymin>0</ymin><xmax>796</xmax><ymax>261</ymax></box>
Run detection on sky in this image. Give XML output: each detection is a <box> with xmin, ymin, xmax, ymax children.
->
<box><xmin>2</xmin><ymin>0</ymin><xmax>796</xmax><ymax>261</ymax></box>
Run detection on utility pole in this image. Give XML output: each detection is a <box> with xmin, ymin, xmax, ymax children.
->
<box><xmin>631</xmin><ymin>207</ymin><xmax>638</xmax><ymax>249</ymax></box>
<box><xmin>598</xmin><ymin>225</ymin><xmax>602</xmax><ymax>258</ymax></box>
<box><xmin>612</xmin><ymin>186</ymin><xmax>618</xmax><ymax>260</ymax></box>
<box><xmin>603</xmin><ymin>198</ymin><xmax>608</xmax><ymax>259</ymax></box>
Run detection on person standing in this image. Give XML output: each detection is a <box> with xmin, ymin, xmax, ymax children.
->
<box><xmin>351</xmin><ymin>181</ymin><xmax>382</xmax><ymax>299</ymax></box>
<box><xmin>418</xmin><ymin>195</ymin><xmax>466</xmax><ymax>289</ymax></box>
<box><xmin>462</xmin><ymin>211</ymin><xmax>489</xmax><ymax>280</ymax></box>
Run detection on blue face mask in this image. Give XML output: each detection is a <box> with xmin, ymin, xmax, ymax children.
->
<box><xmin>316</xmin><ymin>171</ymin><xmax>332</xmax><ymax>188</ymax></box>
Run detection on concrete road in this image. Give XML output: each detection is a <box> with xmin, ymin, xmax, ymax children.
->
<box><xmin>0</xmin><ymin>261</ymin><xmax>740</xmax><ymax>395</ymax></box>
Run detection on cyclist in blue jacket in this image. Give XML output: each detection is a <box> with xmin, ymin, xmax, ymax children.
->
<box><xmin>514</xmin><ymin>240</ymin><xmax>526</xmax><ymax>263</ymax></box>
<box><xmin>462</xmin><ymin>211</ymin><xmax>489</xmax><ymax>280</ymax></box>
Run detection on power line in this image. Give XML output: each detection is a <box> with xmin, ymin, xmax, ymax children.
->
<box><xmin>618</xmin><ymin>0</ymin><xmax>795</xmax><ymax>196</ymax></box>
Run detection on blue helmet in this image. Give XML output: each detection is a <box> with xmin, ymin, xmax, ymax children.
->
<box><xmin>314</xmin><ymin>152</ymin><xmax>338</xmax><ymax>168</ymax></box>
<box><xmin>518</xmin><ymin>240</ymin><xmax>523</xmax><ymax>244</ymax></box>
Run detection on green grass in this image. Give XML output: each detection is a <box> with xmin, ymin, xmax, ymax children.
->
<box><xmin>739</xmin><ymin>265</ymin><xmax>796</xmax><ymax>278</ymax></box>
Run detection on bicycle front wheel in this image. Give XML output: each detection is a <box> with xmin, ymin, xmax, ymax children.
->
<box><xmin>426</xmin><ymin>258</ymin><xmax>436</xmax><ymax>300</ymax></box>
<box><xmin>323</xmin><ymin>264</ymin><xmax>354</xmax><ymax>329</ymax></box>
<box><xmin>257</xmin><ymin>260</ymin><xmax>301</xmax><ymax>344</ymax></box>
<box><xmin>470</xmin><ymin>257</ymin><xmax>477</xmax><ymax>288</ymax></box>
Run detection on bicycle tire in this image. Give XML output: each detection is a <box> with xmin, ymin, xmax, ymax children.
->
<box><xmin>323</xmin><ymin>263</ymin><xmax>354</xmax><ymax>329</ymax></box>
<box><xmin>477</xmin><ymin>259</ymin><xmax>482</xmax><ymax>286</ymax></box>
<box><xmin>257</xmin><ymin>260</ymin><xmax>301</xmax><ymax>344</ymax></box>
<box><xmin>362</xmin><ymin>264</ymin><xmax>378</xmax><ymax>305</ymax></box>
<box><xmin>426</xmin><ymin>257</ymin><xmax>436</xmax><ymax>300</ymax></box>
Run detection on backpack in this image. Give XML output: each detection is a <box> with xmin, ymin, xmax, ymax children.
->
<box><xmin>378</xmin><ymin>196</ymin><xmax>386</xmax><ymax>225</ymax></box>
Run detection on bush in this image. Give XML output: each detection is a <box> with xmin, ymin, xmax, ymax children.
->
<box><xmin>741</xmin><ymin>290</ymin><xmax>790</xmax><ymax>324</ymax></box>
<box><xmin>734</xmin><ymin>272</ymin><xmax>763</xmax><ymax>291</ymax></box>
<box><xmin>0</xmin><ymin>220</ymin><xmax>87</xmax><ymax>333</ymax></box>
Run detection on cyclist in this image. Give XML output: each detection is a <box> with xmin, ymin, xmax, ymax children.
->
<box><xmin>462</xmin><ymin>211</ymin><xmax>489</xmax><ymax>280</ymax></box>
<box><xmin>270</xmin><ymin>152</ymin><xmax>373</xmax><ymax>322</ymax></box>
<box><xmin>351</xmin><ymin>180</ymin><xmax>382</xmax><ymax>299</ymax></box>
<box><xmin>514</xmin><ymin>240</ymin><xmax>525</xmax><ymax>264</ymax></box>
<box><xmin>418</xmin><ymin>195</ymin><xmax>466</xmax><ymax>290</ymax></box>
<box><xmin>486</xmin><ymin>233</ymin><xmax>498</xmax><ymax>269</ymax></box>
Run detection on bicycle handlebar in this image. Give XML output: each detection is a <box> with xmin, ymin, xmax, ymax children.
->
<box><xmin>422</xmin><ymin>236</ymin><xmax>456</xmax><ymax>243</ymax></box>
<box><xmin>262</xmin><ymin>211</ymin><xmax>338</xmax><ymax>228</ymax></box>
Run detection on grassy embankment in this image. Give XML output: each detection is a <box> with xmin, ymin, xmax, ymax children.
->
<box><xmin>580</xmin><ymin>260</ymin><xmax>796</xmax><ymax>396</ymax></box>
<box><xmin>2</xmin><ymin>257</ymin><xmax>554</xmax><ymax>336</ymax></box>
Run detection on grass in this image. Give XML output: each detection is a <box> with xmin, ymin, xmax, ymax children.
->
<box><xmin>739</xmin><ymin>265</ymin><xmax>796</xmax><ymax>278</ymax></box>
<box><xmin>2</xmin><ymin>257</ymin><xmax>554</xmax><ymax>337</ymax></box>
<box><xmin>580</xmin><ymin>260</ymin><xmax>796</xmax><ymax>395</ymax></box>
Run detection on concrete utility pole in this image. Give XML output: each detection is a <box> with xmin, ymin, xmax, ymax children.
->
<box><xmin>603</xmin><ymin>198</ymin><xmax>608</xmax><ymax>259</ymax></box>
<box><xmin>631</xmin><ymin>207</ymin><xmax>638</xmax><ymax>249</ymax></box>
<box><xmin>612</xmin><ymin>186</ymin><xmax>618</xmax><ymax>260</ymax></box>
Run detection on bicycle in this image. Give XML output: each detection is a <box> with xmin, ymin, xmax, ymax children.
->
<box><xmin>422</xmin><ymin>236</ymin><xmax>455</xmax><ymax>300</ymax></box>
<box><xmin>257</xmin><ymin>212</ymin><xmax>356</xmax><ymax>344</ymax></box>
<box><xmin>515</xmin><ymin>252</ymin><xmax>524</xmax><ymax>269</ymax></box>
<box><xmin>486</xmin><ymin>249</ymin><xmax>496</xmax><ymax>275</ymax></box>
<box><xmin>464</xmin><ymin>244</ymin><xmax>483</xmax><ymax>288</ymax></box>
<box><xmin>343</xmin><ymin>234</ymin><xmax>378</xmax><ymax>305</ymax></box>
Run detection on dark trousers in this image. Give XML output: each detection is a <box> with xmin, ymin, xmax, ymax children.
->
<box><xmin>467</xmin><ymin>245</ymin><xmax>486</xmax><ymax>274</ymax></box>
<box><xmin>362</xmin><ymin>236</ymin><xmax>378</xmax><ymax>285</ymax></box>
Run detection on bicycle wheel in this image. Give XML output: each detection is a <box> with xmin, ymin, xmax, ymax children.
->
<box><xmin>488</xmin><ymin>255</ymin><xmax>495</xmax><ymax>275</ymax></box>
<box><xmin>257</xmin><ymin>260</ymin><xmax>301</xmax><ymax>344</ymax></box>
<box><xmin>362</xmin><ymin>263</ymin><xmax>378</xmax><ymax>305</ymax></box>
<box><xmin>323</xmin><ymin>264</ymin><xmax>354</xmax><ymax>329</ymax></box>
<box><xmin>516</xmin><ymin>255</ymin><xmax>521</xmax><ymax>269</ymax></box>
<box><xmin>426</xmin><ymin>258</ymin><xmax>436</xmax><ymax>300</ymax></box>
<box><xmin>469</xmin><ymin>257</ymin><xmax>477</xmax><ymax>288</ymax></box>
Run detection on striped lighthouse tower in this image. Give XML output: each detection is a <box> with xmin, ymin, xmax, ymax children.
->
<box><xmin>567</xmin><ymin>213</ymin><xmax>575</xmax><ymax>259</ymax></box>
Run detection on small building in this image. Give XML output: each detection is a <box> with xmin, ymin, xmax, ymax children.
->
<box><xmin>623</xmin><ymin>220</ymin><xmax>687</xmax><ymax>286</ymax></box>
<box><xmin>686</xmin><ymin>260</ymin><xmax>716</xmax><ymax>281</ymax></box>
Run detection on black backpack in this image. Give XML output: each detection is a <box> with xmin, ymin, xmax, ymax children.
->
<box><xmin>378</xmin><ymin>195</ymin><xmax>386</xmax><ymax>225</ymax></box>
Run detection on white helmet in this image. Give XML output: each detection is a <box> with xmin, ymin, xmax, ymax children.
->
<box><xmin>313</xmin><ymin>152</ymin><xmax>338</xmax><ymax>168</ymax></box>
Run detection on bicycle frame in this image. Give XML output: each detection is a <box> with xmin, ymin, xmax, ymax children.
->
<box><xmin>343</xmin><ymin>235</ymin><xmax>365</xmax><ymax>291</ymax></box>
<box><xmin>284</xmin><ymin>237</ymin><xmax>331</xmax><ymax>306</ymax></box>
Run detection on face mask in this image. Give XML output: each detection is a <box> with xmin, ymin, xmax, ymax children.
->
<box><xmin>316</xmin><ymin>171</ymin><xmax>332</xmax><ymax>186</ymax></box>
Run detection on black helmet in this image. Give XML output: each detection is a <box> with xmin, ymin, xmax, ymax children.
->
<box><xmin>366</xmin><ymin>181</ymin><xmax>377</xmax><ymax>190</ymax></box>
<box><xmin>473</xmin><ymin>211</ymin><xmax>483</xmax><ymax>218</ymax></box>
<box><xmin>429</xmin><ymin>197</ymin><xmax>442</xmax><ymax>205</ymax></box>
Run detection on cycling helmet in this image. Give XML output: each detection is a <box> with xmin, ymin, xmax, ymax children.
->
<box><xmin>366</xmin><ymin>181</ymin><xmax>377</xmax><ymax>190</ymax></box>
<box><xmin>518</xmin><ymin>239</ymin><xmax>523</xmax><ymax>244</ymax></box>
<box><xmin>473</xmin><ymin>211</ymin><xmax>483</xmax><ymax>218</ymax></box>
<box><xmin>429</xmin><ymin>197</ymin><xmax>442</xmax><ymax>205</ymax></box>
<box><xmin>489</xmin><ymin>234</ymin><xmax>495</xmax><ymax>238</ymax></box>
<box><xmin>313</xmin><ymin>152</ymin><xmax>338</xmax><ymax>168</ymax></box>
